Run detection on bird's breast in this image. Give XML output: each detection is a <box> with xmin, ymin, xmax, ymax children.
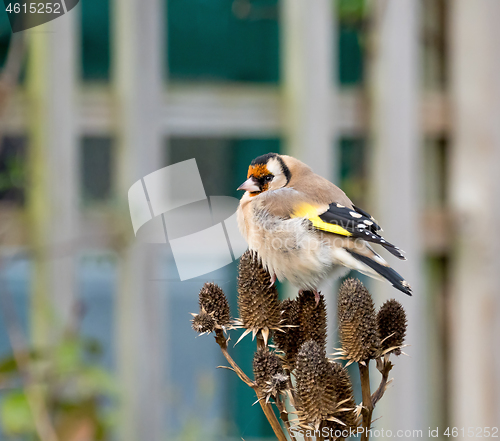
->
<box><xmin>238</xmin><ymin>205</ymin><xmax>334</xmax><ymax>290</ymax></box>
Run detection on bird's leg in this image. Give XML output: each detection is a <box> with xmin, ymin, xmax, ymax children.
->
<box><xmin>314</xmin><ymin>290</ymin><xmax>321</xmax><ymax>306</ymax></box>
<box><xmin>299</xmin><ymin>289</ymin><xmax>321</xmax><ymax>306</ymax></box>
<box><xmin>269</xmin><ymin>273</ymin><xmax>277</xmax><ymax>287</ymax></box>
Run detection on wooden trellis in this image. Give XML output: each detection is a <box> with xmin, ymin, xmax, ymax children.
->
<box><xmin>2</xmin><ymin>0</ymin><xmax>499</xmax><ymax>439</ymax></box>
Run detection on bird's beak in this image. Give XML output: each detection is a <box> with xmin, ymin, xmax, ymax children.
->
<box><xmin>237</xmin><ymin>177</ymin><xmax>260</xmax><ymax>192</ymax></box>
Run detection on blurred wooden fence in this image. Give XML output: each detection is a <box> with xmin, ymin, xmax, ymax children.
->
<box><xmin>0</xmin><ymin>0</ymin><xmax>499</xmax><ymax>439</ymax></box>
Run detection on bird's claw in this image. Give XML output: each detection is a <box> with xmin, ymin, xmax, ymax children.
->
<box><xmin>314</xmin><ymin>291</ymin><xmax>321</xmax><ymax>306</ymax></box>
<box><xmin>269</xmin><ymin>273</ymin><xmax>277</xmax><ymax>288</ymax></box>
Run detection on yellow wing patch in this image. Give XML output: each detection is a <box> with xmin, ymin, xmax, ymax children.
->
<box><xmin>291</xmin><ymin>203</ymin><xmax>353</xmax><ymax>237</ymax></box>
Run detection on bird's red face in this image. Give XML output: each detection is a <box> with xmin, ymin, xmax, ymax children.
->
<box><xmin>238</xmin><ymin>164</ymin><xmax>274</xmax><ymax>196</ymax></box>
<box><xmin>237</xmin><ymin>153</ymin><xmax>290</xmax><ymax>196</ymax></box>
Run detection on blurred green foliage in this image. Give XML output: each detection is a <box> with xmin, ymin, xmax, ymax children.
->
<box><xmin>1</xmin><ymin>392</ymin><xmax>35</xmax><ymax>434</ymax></box>
<box><xmin>336</xmin><ymin>0</ymin><xmax>366</xmax><ymax>23</ymax></box>
<box><xmin>0</xmin><ymin>154</ymin><xmax>24</xmax><ymax>192</ymax></box>
<box><xmin>0</xmin><ymin>335</ymin><xmax>117</xmax><ymax>440</ymax></box>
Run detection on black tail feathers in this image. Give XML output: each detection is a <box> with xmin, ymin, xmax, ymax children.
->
<box><xmin>345</xmin><ymin>249</ymin><xmax>412</xmax><ymax>296</ymax></box>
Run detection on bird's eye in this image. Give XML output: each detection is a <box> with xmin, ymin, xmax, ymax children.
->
<box><xmin>264</xmin><ymin>175</ymin><xmax>273</xmax><ymax>182</ymax></box>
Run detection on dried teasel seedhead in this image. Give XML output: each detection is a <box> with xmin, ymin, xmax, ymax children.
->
<box><xmin>273</xmin><ymin>299</ymin><xmax>301</xmax><ymax>368</ymax></box>
<box><xmin>268</xmin><ymin>372</ymin><xmax>289</xmax><ymax>398</ymax></box>
<box><xmin>295</xmin><ymin>340</ymin><xmax>337</xmax><ymax>429</ymax></box>
<box><xmin>323</xmin><ymin>362</ymin><xmax>359</xmax><ymax>433</ymax></box>
<box><xmin>253</xmin><ymin>349</ymin><xmax>283</xmax><ymax>388</ymax></box>
<box><xmin>297</xmin><ymin>291</ymin><xmax>327</xmax><ymax>353</ymax></box>
<box><xmin>377</xmin><ymin>299</ymin><xmax>407</xmax><ymax>355</ymax></box>
<box><xmin>191</xmin><ymin>309</ymin><xmax>216</xmax><ymax>335</ymax></box>
<box><xmin>253</xmin><ymin>349</ymin><xmax>287</xmax><ymax>400</ymax></box>
<box><xmin>337</xmin><ymin>278</ymin><xmax>380</xmax><ymax>363</ymax></box>
<box><xmin>235</xmin><ymin>250</ymin><xmax>281</xmax><ymax>344</ymax></box>
<box><xmin>198</xmin><ymin>282</ymin><xmax>230</xmax><ymax>329</ymax></box>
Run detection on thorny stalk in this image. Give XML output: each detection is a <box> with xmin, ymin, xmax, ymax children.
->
<box><xmin>275</xmin><ymin>395</ymin><xmax>297</xmax><ymax>441</ymax></box>
<box><xmin>372</xmin><ymin>355</ymin><xmax>393</xmax><ymax>406</ymax></box>
<box><xmin>358</xmin><ymin>356</ymin><xmax>394</xmax><ymax>441</ymax></box>
<box><xmin>359</xmin><ymin>361</ymin><xmax>373</xmax><ymax>441</ymax></box>
<box><xmin>214</xmin><ymin>329</ymin><xmax>288</xmax><ymax>441</ymax></box>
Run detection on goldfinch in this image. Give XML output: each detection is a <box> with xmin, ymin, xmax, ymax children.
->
<box><xmin>237</xmin><ymin>153</ymin><xmax>411</xmax><ymax>303</ymax></box>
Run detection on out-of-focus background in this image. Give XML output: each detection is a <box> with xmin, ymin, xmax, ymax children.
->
<box><xmin>0</xmin><ymin>0</ymin><xmax>499</xmax><ymax>440</ymax></box>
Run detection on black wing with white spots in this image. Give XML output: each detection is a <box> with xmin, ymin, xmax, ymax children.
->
<box><xmin>318</xmin><ymin>203</ymin><xmax>406</xmax><ymax>260</ymax></box>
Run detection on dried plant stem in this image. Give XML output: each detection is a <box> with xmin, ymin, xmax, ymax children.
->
<box><xmin>285</xmin><ymin>371</ymin><xmax>298</xmax><ymax>408</ymax></box>
<box><xmin>214</xmin><ymin>330</ymin><xmax>254</xmax><ymax>387</ymax></box>
<box><xmin>358</xmin><ymin>357</ymin><xmax>394</xmax><ymax>441</ymax></box>
<box><xmin>372</xmin><ymin>356</ymin><xmax>393</xmax><ymax>406</ymax></box>
<box><xmin>359</xmin><ymin>361</ymin><xmax>374</xmax><ymax>441</ymax></box>
<box><xmin>214</xmin><ymin>330</ymin><xmax>288</xmax><ymax>441</ymax></box>
<box><xmin>275</xmin><ymin>396</ymin><xmax>297</xmax><ymax>441</ymax></box>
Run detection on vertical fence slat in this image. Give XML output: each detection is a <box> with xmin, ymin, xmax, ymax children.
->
<box><xmin>370</xmin><ymin>0</ymin><xmax>428</xmax><ymax>433</ymax></box>
<box><xmin>26</xmin><ymin>11</ymin><xmax>78</xmax><ymax>344</ymax></box>
<box><xmin>281</xmin><ymin>0</ymin><xmax>335</xmax><ymax>181</ymax></box>
<box><xmin>113</xmin><ymin>0</ymin><xmax>166</xmax><ymax>439</ymax></box>
<box><xmin>449</xmin><ymin>0</ymin><xmax>500</xmax><ymax>430</ymax></box>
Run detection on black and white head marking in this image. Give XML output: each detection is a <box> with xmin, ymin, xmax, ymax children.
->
<box><xmin>264</xmin><ymin>155</ymin><xmax>291</xmax><ymax>188</ymax></box>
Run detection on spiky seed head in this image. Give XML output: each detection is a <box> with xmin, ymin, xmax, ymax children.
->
<box><xmin>273</xmin><ymin>299</ymin><xmax>301</xmax><ymax>368</ymax></box>
<box><xmin>198</xmin><ymin>282</ymin><xmax>230</xmax><ymax>328</ymax></box>
<box><xmin>253</xmin><ymin>348</ymin><xmax>288</xmax><ymax>390</ymax></box>
<box><xmin>237</xmin><ymin>250</ymin><xmax>281</xmax><ymax>331</ymax></box>
<box><xmin>325</xmin><ymin>362</ymin><xmax>358</xmax><ymax>432</ymax></box>
<box><xmin>295</xmin><ymin>340</ymin><xmax>337</xmax><ymax>429</ymax></box>
<box><xmin>337</xmin><ymin>278</ymin><xmax>380</xmax><ymax>362</ymax></box>
<box><xmin>377</xmin><ymin>299</ymin><xmax>407</xmax><ymax>355</ymax></box>
<box><xmin>191</xmin><ymin>310</ymin><xmax>216</xmax><ymax>334</ymax></box>
<box><xmin>297</xmin><ymin>291</ymin><xmax>327</xmax><ymax>353</ymax></box>
<box><xmin>268</xmin><ymin>372</ymin><xmax>289</xmax><ymax>396</ymax></box>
